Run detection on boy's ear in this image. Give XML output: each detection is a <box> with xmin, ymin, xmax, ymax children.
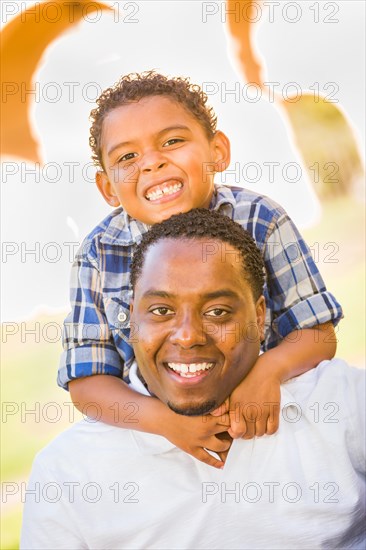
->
<box><xmin>95</xmin><ymin>171</ymin><xmax>120</xmax><ymax>207</ymax></box>
<box><xmin>212</xmin><ymin>130</ymin><xmax>231</xmax><ymax>173</ymax></box>
<box><xmin>255</xmin><ymin>295</ymin><xmax>266</xmax><ymax>342</ymax></box>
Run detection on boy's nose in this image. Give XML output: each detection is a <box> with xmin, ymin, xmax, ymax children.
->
<box><xmin>140</xmin><ymin>151</ymin><xmax>167</xmax><ymax>172</ymax></box>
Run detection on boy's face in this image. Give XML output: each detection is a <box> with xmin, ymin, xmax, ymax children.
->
<box><xmin>131</xmin><ymin>238</ymin><xmax>265</xmax><ymax>415</ymax></box>
<box><xmin>96</xmin><ymin>96</ymin><xmax>230</xmax><ymax>224</ymax></box>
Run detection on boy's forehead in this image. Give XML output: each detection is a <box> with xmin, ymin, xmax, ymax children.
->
<box><xmin>102</xmin><ymin>96</ymin><xmax>202</xmax><ymax>139</ymax></box>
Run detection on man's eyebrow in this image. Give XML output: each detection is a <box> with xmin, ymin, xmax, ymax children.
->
<box><xmin>141</xmin><ymin>289</ymin><xmax>240</xmax><ymax>300</ymax></box>
<box><xmin>107</xmin><ymin>126</ymin><xmax>191</xmax><ymax>157</ymax></box>
<box><xmin>203</xmin><ymin>290</ymin><xmax>240</xmax><ymax>300</ymax></box>
<box><xmin>141</xmin><ymin>290</ymin><xmax>174</xmax><ymax>299</ymax></box>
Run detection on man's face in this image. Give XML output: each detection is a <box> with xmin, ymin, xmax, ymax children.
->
<box><xmin>131</xmin><ymin>238</ymin><xmax>265</xmax><ymax>415</ymax></box>
<box><xmin>96</xmin><ymin>96</ymin><xmax>230</xmax><ymax>225</ymax></box>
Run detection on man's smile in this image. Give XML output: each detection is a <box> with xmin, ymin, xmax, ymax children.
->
<box><xmin>164</xmin><ymin>361</ymin><xmax>216</xmax><ymax>383</ymax></box>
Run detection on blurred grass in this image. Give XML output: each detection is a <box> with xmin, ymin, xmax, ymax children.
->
<box><xmin>283</xmin><ymin>95</ymin><xmax>365</xmax><ymax>199</ymax></box>
<box><xmin>1</xmin><ymin>313</ymin><xmax>82</xmax><ymax>550</ymax></box>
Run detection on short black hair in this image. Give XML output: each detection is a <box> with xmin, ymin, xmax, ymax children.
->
<box><xmin>130</xmin><ymin>209</ymin><xmax>265</xmax><ymax>299</ymax></box>
<box><xmin>89</xmin><ymin>70</ymin><xmax>217</xmax><ymax>170</ymax></box>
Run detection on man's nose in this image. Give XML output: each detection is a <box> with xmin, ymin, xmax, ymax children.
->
<box><xmin>169</xmin><ymin>313</ymin><xmax>208</xmax><ymax>349</ymax></box>
<box><xmin>140</xmin><ymin>150</ymin><xmax>167</xmax><ymax>173</ymax></box>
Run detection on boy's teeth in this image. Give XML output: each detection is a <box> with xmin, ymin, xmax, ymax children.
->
<box><xmin>167</xmin><ymin>362</ymin><xmax>214</xmax><ymax>377</ymax></box>
<box><xmin>146</xmin><ymin>182</ymin><xmax>182</xmax><ymax>201</ymax></box>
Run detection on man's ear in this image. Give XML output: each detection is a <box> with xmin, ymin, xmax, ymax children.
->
<box><xmin>212</xmin><ymin>130</ymin><xmax>231</xmax><ymax>173</ymax></box>
<box><xmin>255</xmin><ymin>295</ymin><xmax>266</xmax><ymax>342</ymax></box>
<box><xmin>95</xmin><ymin>171</ymin><xmax>120</xmax><ymax>207</ymax></box>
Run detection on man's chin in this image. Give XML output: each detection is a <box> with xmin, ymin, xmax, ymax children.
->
<box><xmin>167</xmin><ymin>399</ymin><xmax>217</xmax><ymax>417</ymax></box>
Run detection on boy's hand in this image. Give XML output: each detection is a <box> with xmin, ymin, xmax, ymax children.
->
<box><xmin>162</xmin><ymin>409</ymin><xmax>232</xmax><ymax>469</ymax></box>
<box><xmin>211</xmin><ymin>356</ymin><xmax>281</xmax><ymax>439</ymax></box>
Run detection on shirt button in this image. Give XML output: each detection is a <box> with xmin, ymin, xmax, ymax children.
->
<box><xmin>117</xmin><ymin>311</ymin><xmax>128</xmax><ymax>323</ymax></box>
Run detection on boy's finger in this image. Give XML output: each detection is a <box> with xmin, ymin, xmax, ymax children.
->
<box><xmin>242</xmin><ymin>420</ymin><xmax>256</xmax><ymax>439</ymax></box>
<box><xmin>228</xmin><ymin>411</ymin><xmax>247</xmax><ymax>439</ymax></box>
<box><xmin>217</xmin><ymin>449</ymin><xmax>230</xmax><ymax>463</ymax></box>
<box><xmin>194</xmin><ymin>448</ymin><xmax>225</xmax><ymax>469</ymax></box>
<box><xmin>255</xmin><ymin>417</ymin><xmax>267</xmax><ymax>437</ymax></box>
<box><xmin>217</xmin><ymin>412</ymin><xmax>231</xmax><ymax>427</ymax></box>
<box><xmin>266</xmin><ymin>416</ymin><xmax>279</xmax><ymax>435</ymax></box>
<box><xmin>206</xmin><ymin>436</ymin><xmax>232</xmax><ymax>454</ymax></box>
<box><xmin>210</xmin><ymin>421</ymin><xmax>232</xmax><ymax>435</ymax></box>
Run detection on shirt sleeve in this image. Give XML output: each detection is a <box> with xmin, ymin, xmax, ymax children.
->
<box><xmin>20</xmin><ymin>457</ymin><xmax>84</xmax><ymax>549</ymax></box>
<box><xmin>264</xmin><ymin>211</ymin><xmax>343</xmax><ymax>343</ymax></box>
<box><xmin>57</xmin><ymin>240</ymin><xmax>124</xmax><ymax>390</ymax></box>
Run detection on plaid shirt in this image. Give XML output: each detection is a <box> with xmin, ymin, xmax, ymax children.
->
<box><xmin>58</xmin><ymin>185</ymin><xmax>343</xmax><ymax>389</ymax></box>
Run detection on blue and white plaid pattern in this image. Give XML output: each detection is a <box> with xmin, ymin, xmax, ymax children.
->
<box><xmin>58</xmin><ymin>185</ymin><xmax>343</xmax><ymax>389</ymax></box>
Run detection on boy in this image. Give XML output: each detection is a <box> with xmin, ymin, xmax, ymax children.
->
<box><xmin>59</xmin><ymin>71</ymin><xmax>342</xmax><ymax>469</ymax></box>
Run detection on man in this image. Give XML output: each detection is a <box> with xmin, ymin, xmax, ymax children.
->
<box><xmin>21</xmin><ymin>209</ymin><xmax>365</xmax><ymax>549</ymax></box>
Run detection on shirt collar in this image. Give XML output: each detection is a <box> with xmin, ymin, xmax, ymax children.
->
<box><xmin>209</xmin><ymin>185</ymin><xmax>237</xmax><ymax>212</ymax></box>
<box><xmin>128</xmin><ymin>362</ymin><xmax>177</xmax><ymax>455</ymax></box>
<box><xmin>99</xmin><ymin>185</ymin><xmax>237</xmax><ymax>246</ymax></box>
<box><xmin>100</xmin><ymin>207</ymin><xmax>151</xmax><ymax>246</ymax></box>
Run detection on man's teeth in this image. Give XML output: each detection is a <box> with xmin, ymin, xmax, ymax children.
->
<box><xmin>146</xmin><ymin>182</ymin><xmax>182</xmax><ymax>201</ymax></box>
<box><xmin>167</xmin><ymin>362</ymin><xmax>213</xmax><ymax>378</ymax></box>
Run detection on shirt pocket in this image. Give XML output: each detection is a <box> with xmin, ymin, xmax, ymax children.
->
<box><xmin>104</xmin><ymin>294</ymin><xmax>132</xmax><ymax>335</ymax></box>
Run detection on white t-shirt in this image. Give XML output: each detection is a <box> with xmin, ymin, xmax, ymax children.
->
<box><xmin>20</xmin><ymin>359</ymin><xmax>366</xmax><ymax>549</ymax></box>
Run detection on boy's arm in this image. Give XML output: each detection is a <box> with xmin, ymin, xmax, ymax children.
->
<box><xmin>69</xmin><ymin>375</ymin><xmax>231</xmax><ymax>469</ymax></box>
<box><xmin>265</xmin><ymin>321</ymin><xmax>337</xmax><ymax>382</ymax></box>
<box><xmin>223</xmin><ymin>197</ymin><xmax>343</xmax><ymax>437</ymax></box>
<box><xmin>262</xmin><ymin>209</ymin><xmax>343</xmax><ymax>350</ymax></box>
<box><xmin>215</xmin><ymin>322</ymin><xmax>336</xmax><ymax>439</ymax></box>
<box><xmin>58</xmin><ymin>239</ymin><xmax>127</xmax><ymax>390</ymax></box>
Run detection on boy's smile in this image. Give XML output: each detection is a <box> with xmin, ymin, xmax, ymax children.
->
<box><xmin>96</xmin><ymin>96</ymin><xmax>230</xmax><ymax>224</ymax></box>
<box><xmin>130</xmin><ymin>238</ymin><xmax>265</xmax><ymax>415</ymax></box>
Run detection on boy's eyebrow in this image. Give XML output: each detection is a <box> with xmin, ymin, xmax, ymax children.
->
<box><xmin>157</xmin><ymin>125</ymin><xmax>191</xmax><ymax>136</ymax></box>
<box><xmin>107</xmin><ymin>126</ymin><xmax>192</xmax><ymax>157</ymax></box>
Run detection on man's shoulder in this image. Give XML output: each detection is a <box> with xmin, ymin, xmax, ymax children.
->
<box><xmin>32</xmin><ymin>420</ymin><xmax>137</xmax><ymax>473</ymax></box>
<box><xmin>284</xmin><ymin>358</ymin><xmax>365</xmax><ymax>411</ymax></box>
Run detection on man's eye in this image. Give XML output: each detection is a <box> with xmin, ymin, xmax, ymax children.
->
<box><xmin>163</xmin><ymin>138</ymin><xmax>184</xmax><ymax>147</ymax></box>
<box><xmin>150</xmin><ymin>307</ymin><xmax>174</xmax><ymax>316</ymax></box>
<box><xmin>205</xmin><ymin>308</ymin><xmax>229</xmax><ymax>318</ymax></box>
<box><xmin>118</xmin><ymin>152</ymin><xmax>137</xmax><ymax>162</ymax></box>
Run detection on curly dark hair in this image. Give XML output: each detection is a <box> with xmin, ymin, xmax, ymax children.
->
<box><xmin>89</xmin><ymin>70</ymin><xmax>218</xmax><ymax>169</ymax></box>
<box><xmin>130</xmin><ymin>208</ymin><xmax>266</xmax><ymax>300</ymax></box>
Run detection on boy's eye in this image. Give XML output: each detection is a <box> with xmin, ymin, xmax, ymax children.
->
<box><xmin>118</xmin><ymin>152</ymin><xmax>138</xmax><ymax>162</ymax></box>
<box><xmin>150</xmin><ymin>307</ymin><xmax>174</xmax><ymax>316</ymax></box>
<box><xmin>205</xmin><ymin>308</ymin><xmax>229</xmax><ymax>318</ymax></box>
<box><xmin>163</xmin><ymin>138</ymin><xmax>184</xmax><ymax>147</ymax></box>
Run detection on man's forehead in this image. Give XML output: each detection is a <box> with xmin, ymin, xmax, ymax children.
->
<box><xmin>136</xmin><ymin>238</ymin><xmax>248</xmax><ymax>294</ymax></box>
